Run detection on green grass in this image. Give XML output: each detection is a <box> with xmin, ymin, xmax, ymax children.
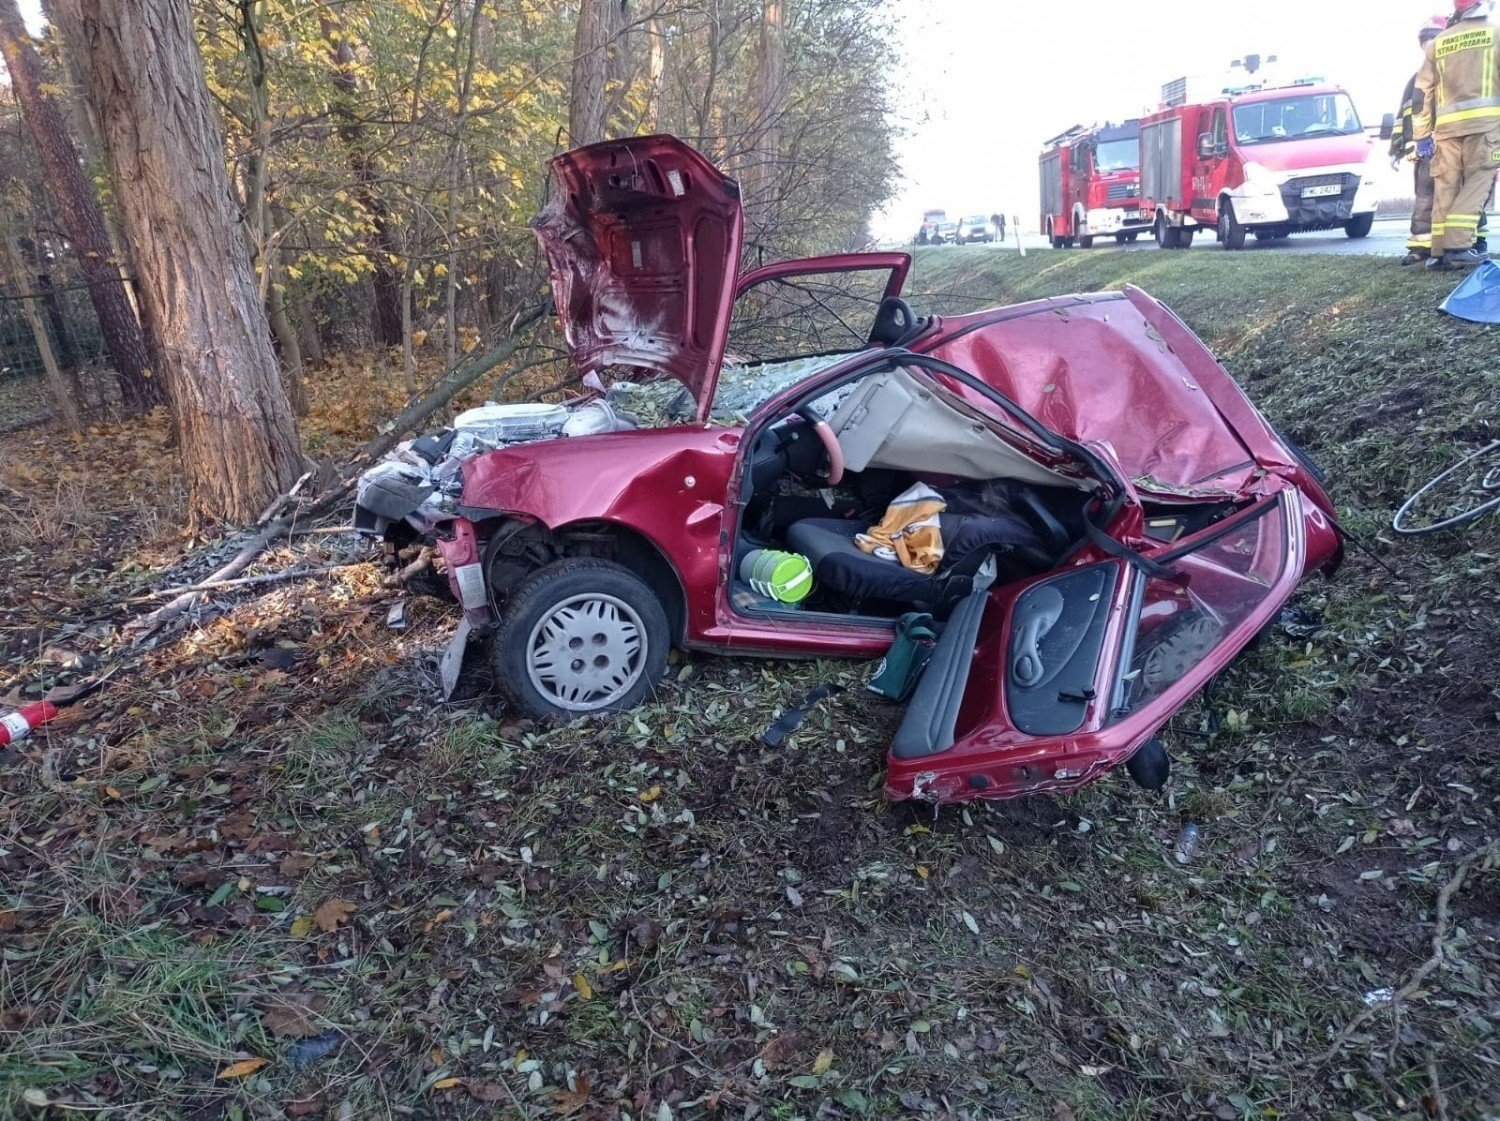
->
<box><xmin>2</xmin><ymin>251</ymin><xmax>1497</xmax><ymax>1118</ymax></box>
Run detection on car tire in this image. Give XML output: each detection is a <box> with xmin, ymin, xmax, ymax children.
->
<box><xmin>1345</xmin><ymin>213</ymin><xmax>1374</xmax><ymax>239</ymax></box>
<box><xmin>1078</xmin><ymin>232</ymin><xmax>1094</xmax><ymax>249</ymax></box>
<box><xmin>492</xmin><ymin>558</ymin><xmax>670</xmax><ymax>722</ymax></box>
<box><xmin>1178</xmin><ymin>228</ymin><xmax>1195</xmax><ymax>249</ymax></box>
<box><xmin>1127</xmin><ymin>232</ymin><xmax>1140</xmax><ymax>242</ymax></box>
<box><xmin>1154</xmin><ymin>214</ymin><xmax>1179</xmax><ymax>249</ymax></box>
<box><xmin>1125</xmin><ymin>737</ymin><xmax>1170</xmax><ymax>791</ymax></box>
<box><xmin>1218</xmin><ymin>203</ymin><xmax>1247</xmax><ymax>250</ymax></box>
<box><xmin>1114</xmin><ymin>232</ymin><xmax>1128</xmax><ymax>244</ymax></box>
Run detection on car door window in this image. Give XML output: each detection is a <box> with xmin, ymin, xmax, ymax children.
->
<box><xmin>1210</xmin><ymin>108</ymin><xmax>1228</xmax><ymax>155</ymax></box>
<box><xmin>713</xmin><ymin>260</ymin><xmax>907</xmax><ymax>421</ymax></box>
<box><xmin>1114</xmin><ymin>495</ymin><xmax>1290</xmax><ymax>715</ymax></box>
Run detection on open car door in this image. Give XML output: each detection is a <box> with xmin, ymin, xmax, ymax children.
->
<box><xmin>885</xmin><ymin>486</ymin><xmax>1307</xmax><ymax>803</ymax></box>
<box><xmin>700</xmin><ymin>254</ymin><xmax>912</xmax><ymax>424</ymax></box>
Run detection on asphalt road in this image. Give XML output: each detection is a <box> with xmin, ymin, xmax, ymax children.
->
<box><xmin>961</xmin><ymin>216</ymin><xmax>1418</xmax><ymax>257</ymax></box>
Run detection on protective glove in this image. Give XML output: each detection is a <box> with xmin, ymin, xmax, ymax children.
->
<box><xmin>1416</xmin><ymin>137</ymin><xmax>1435</xmax><ymax>160</ymax></box>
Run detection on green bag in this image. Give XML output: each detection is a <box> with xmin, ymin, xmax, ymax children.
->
<box><xmin>867</xmin><ymin>612</ymin><xmax>939</xmax><ymax>702</ymax></box>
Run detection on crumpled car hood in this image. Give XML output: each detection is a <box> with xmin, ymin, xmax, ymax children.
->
<box><xmin>533</xmin><ymin>135</ymin><xmax>744</xmax><ymax>421</ymax></box>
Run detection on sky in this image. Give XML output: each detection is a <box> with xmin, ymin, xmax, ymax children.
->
<box><xmin>873</xmin><ymin>0</ymin><xmax>1450</xmax><ymax>238</ymax></box>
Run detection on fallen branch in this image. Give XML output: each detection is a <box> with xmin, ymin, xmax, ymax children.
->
<box><xmin>130</xmin><ymin>559</ymin><xmax>372</xmax><ymax>602</ymax></box>
<box><xmin>126</xmin><ymin>303</ymin><xmax>549</xmax><ymax>641</ymax></box>
<box><xmin>355</xmin><ymin>301</ymin><xmax>549</xmax><ymax>466</ymax></box>
<box><xmin>127</xmin><ymin>517</ymin><xmax>296</xmax><ymax>639</ymax></box>
<box><xmin>255</xmin><ymin>469</ymin><xmax>313</xmax><ymax>526</ymax></box>
<box><xmin>1310</xmin><ymin>842</ymin><xmax>1497</xmax><ymax>1067</ymax></box>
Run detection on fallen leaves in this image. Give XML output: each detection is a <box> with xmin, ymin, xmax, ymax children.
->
<box><xmin>260</xmin><ymin>1002</ymin><xmax>319</xmax><ymax>1040</ymax></box>
<box><xmin>551</xmin><ymin>1074</ymin><xmax>591</xmax><ymax>1115</ymax></box>
<box><xmin>216</xmin><ymin>1057</ymin><xmax>269</xmax><ymax>1080</ymax></box>
<box><xmin>312</xmin><ymin>898</ymin><xmax>356</xmax><ymax>933</ymax></box>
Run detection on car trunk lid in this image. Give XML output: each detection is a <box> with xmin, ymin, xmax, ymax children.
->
<box><xmin>533</xmin><ymin>135</ymin><xmax>744</xmax><ymax>422</ymax></box>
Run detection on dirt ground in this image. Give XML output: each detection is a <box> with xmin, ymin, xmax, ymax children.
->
<box><xmin>1</xmin><ymin>251</ymin><xmax>1496</xmax><ymax>1120</ymax></box>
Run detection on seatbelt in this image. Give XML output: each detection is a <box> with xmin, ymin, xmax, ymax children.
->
<box><xmin>1081</xmin><ymin>504</ymin><xmax>1178</xmax><ymax>580</ymax></box>
<box><xmin>1016</xmin><ymin>488</ymin><xmax>1070</xmax><ymax>555</ymax></box>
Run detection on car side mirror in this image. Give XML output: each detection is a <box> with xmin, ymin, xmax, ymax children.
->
<box><xmin>1379</xmin><ymin>112</ymin><xmax>1396</xmax><ymax>141</ymax></box>
<box><xmin>1197</xmin><ymin>132</ymin><xmax>1217</xmax><ymax>160</ymax></box>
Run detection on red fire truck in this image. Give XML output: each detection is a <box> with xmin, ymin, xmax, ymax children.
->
<box><xmin>1038</xmin><ymin>121</ymin><xmax>1151</xmax><ymax>249</ymax></box>
<box><xmin>1138</xmin><ymin>77</ymin><xmax>1383</xmax><ymax>249</ymax></box>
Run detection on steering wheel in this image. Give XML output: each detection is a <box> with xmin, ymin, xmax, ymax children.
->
<box><xmin>795</xmin><ymin>406</ymin><xmax>844</xmax><ymax>486</ymax></box>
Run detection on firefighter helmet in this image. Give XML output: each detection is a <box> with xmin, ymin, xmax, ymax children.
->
<box><xmin>1452</xmin><ymin>0</ymin><xmax>1491</xmax><ymax>16</ymax></box>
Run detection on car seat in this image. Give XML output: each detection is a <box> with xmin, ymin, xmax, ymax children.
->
<box><xmin>786</xmin><ymin>507</ymin><xmax>1052</xmax><ymax>617</ymax></box>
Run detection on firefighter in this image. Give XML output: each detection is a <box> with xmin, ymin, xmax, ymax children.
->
<box><xmin>1394</xmin><ymin>16</ymin><xmax>1452</xmax><ymax>264</ymax></box>
<box><xmin>1414</xmin><ymin>0</ymin><xmax>1500</xmax><ymax>269</ymax></box>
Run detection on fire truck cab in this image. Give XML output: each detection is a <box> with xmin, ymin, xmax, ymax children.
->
<box><xmin>1038</xmin><ymin>121</ymin><xmax>1151</xmax><ymax>249</ymax></box>
<box><xmin>1139</xmin><ymin>77</ymin><xmax>1379</xmax><ymax>249</ymax></box>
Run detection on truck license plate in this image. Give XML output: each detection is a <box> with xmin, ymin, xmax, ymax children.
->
<box><xmin>1301</xmin><ymin>184</ymin><xmax>1341</xmax><ymax>199</ymax></box>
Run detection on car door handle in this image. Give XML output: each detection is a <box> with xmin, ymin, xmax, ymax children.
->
<box><xmin>1010</xmin><ymin>586</ymin><xmax>1064</xmax><ymax>688</ymax></box>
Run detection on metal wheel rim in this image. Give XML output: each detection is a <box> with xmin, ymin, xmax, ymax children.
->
<box><xmin>1393</xmin><ymin>440</ymin><xmax>1500</xmax><ymax>535</ymax></box>
<box><xmin>526</xmin><ymin>592</ymin><xmax>647</xmax><ymax>712</ymax></box>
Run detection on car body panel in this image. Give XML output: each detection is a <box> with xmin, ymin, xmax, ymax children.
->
<box><xmin>532</xmin><ymin>135</ymin><xmax>744</xmax><ymax>422</ymax></box>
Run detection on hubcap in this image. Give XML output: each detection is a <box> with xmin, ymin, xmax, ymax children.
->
<box><xmin>526</xmin><ymin>593</ymin><xmax>647</xmax><ymax>712</ymax></box>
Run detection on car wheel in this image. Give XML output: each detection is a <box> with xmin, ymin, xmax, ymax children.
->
<box><xmin>1078</xmin><ymin>232</ymin><xmax>1094</xmax><ymax>249</ymax></box>
<box><xmin>1127</xmin><ymin>232</ymin><xmax>1140</xmax><ymax>242</ymax></box>
<box><xmin>1218</xmin><ymin>203</ymin><xmax>1247</xmax><ymax>250</ymax></box>
<box><xmin>1114</xmin><ymin>232</ymin><xmax>1128</xmax><ymax>244</ymax></box>
<box><xmin>492</xmin><ymin>558</ymin><xmax>670</xmax><ymax>722</ymax></box>
<box><xmin>1345</xmin><ymin>212</ymin><xmax>1374</xmax><ymax>239</ymax></box>
<box><xmin>1177</xmin><ymin>228</ymin><xmax>1195</xmax><ymax>249</ymax></box>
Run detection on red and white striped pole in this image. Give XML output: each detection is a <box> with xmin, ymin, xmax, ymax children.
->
<box><xmin>0</xmin><ymin>702</ymin><xmax>59</xmax><ymax>747</ymax></box>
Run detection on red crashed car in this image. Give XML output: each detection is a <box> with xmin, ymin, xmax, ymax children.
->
<box><xmin>359</xmin><ymin>135</ymin><xmax>1342</xmax><ymax>804</ymax></box>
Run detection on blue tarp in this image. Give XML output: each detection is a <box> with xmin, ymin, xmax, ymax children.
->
<box><xmin>1439</xmin><ymin>260</ymin><xmax>1500</xmax><ymax>323</ymax></box>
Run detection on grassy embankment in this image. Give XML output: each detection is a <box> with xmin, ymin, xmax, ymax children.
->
<box><xmin>1</xmin><ymin>246</ymin><xmax>1496</xmax><ymax>1119</ymax></box>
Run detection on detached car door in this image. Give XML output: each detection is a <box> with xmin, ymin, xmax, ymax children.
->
<box><xmin>885</xmin><ymin>487</ymin><xmax>1306</xmax><ymax>803</ymax></box>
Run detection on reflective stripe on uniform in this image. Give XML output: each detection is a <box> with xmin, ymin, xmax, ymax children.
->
<box><xmin>1441</xmin><ymin>94</ymin><xmax>1500</xmax><ymax>114</ymax></box>
<box><xmin>1448</xmin><ymin>214</ymin><xmax>1483</xmax><ymax>228</ymax></box>
<box><xmin>1436</xmin><ymin>104</ymin><xmax>1500</xmax><ymax>126</ymax></box>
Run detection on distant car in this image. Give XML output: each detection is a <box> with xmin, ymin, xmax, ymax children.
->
<box><xmin>357</xmin><ymin>135</ymin><xmax>1344</xmax><ymax>806</ymax></box>
<box><xmin>956</xmin><ymin>215</ymin><xmax>994</xmax><ymax>244</ymax></box>
<box><xmin>931</xmin><ymin>221</ymin><xmax>959</xmax><ymax>245</ymax></box>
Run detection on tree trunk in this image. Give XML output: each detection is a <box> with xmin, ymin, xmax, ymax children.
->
<box><xmin>569</xmin><ymin>0</ymin><xmax>628</xmax><ymax>145</ymax></box>
<box><xmin>232</xmin><ymin>1</ymin><xmax>305</xmax><ymax>418</ymax></box>
<box><xmin>445</xmin><ymin>0</ymin><xmax>484</xmax><ymax>373</ymax></box>
<box><xmin>268</xmin><ymin>265</ymin><xmax>307</xmax><ymax>417</ymax></box>
<box><xmin>294</xmin><ymin>289</ymin><xmax>324</xmax><ymax>367</ymax></box>
<box><xmin>24</xmin><ymin>252</ymin><xmax>80</xmax><ymax>371</ymax></box>
<box><xmin>643</xmin><ymin>16</ymin><xmax>665</xmax><ymax>131</ymax></box>
<box><xmin>2</xmin><ymin>230</ymin><xmax>80</xmax><ymax>430</ymax></box>
<box><xmin>319</xmin><ymin>9</ymin><xmax>404</xmax><ymax>347</ymax></box>
<box><xmin>747</xmin><ymin>0</ymin><xmax>785</xmax><ymax>246</ymax></box>
<box><xmin>0</xmin><ymin>0</ymin><xmax>163</xmax><ymax>412</ymax></box>
<box><xmin>52</xmin><ymin>0</ymin><xmax>308</xmax><ymax>527</ymax></box>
